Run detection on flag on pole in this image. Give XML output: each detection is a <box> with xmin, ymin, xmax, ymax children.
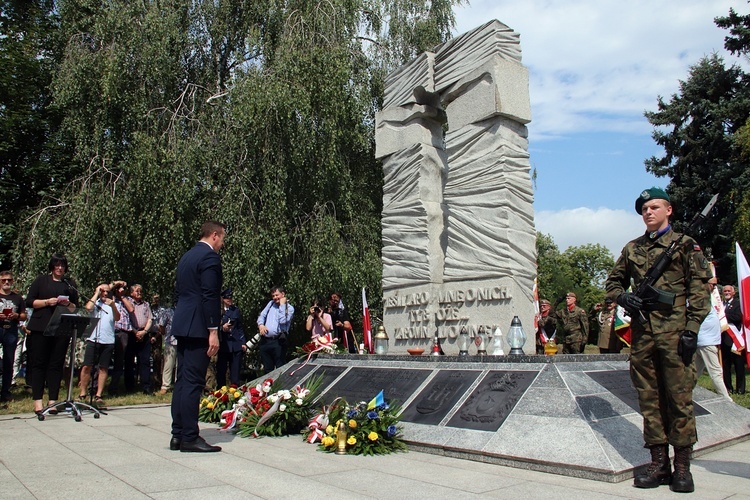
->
<box><xmin>362</xmin><ymin>287</ymin><xmax>373</xmax><ymax>354</ymax></box>
<box><xmin>734</xmin><ymin>242</ymin><xmax>750</xmax><ymax>365</ymax></box>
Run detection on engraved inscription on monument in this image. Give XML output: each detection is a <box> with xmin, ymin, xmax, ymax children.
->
<box><xmin>322</xmin><ymin>367</ymin><xmax>431</xmax><ymax>406</ymax></box>
<box><xmin>585</xmin><ymin>370</ymin><xmax>709</xmax><ymax>417</ymax></box>
<box><xmin>401</xmin><ymin>370</ymin><xmax>482</xmax><ymax>426</ymax></box>
<box><xmin>447</xmin><ymin>370</ymin><xmax>537</xmax><ymax>432</ymax></box>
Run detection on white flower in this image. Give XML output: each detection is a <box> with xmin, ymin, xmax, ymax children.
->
<box><xmin>295</xmin><ymin>398</ymin><xmax>303</xmax><ymax>406</ymax></box>
<box><xmin>262</xmin><ymin>383</ymin><xmax>272</xmax><ymax>393</ymax></box>
<box><xmin>282</xmin><ymin>390</ymin><xmax>292</xmax><ymax>400</ymax></box>
<box><xmin>268</xmin><ymin>394</ymin><xmax>278</xmax><ymax>403</ymax></box>
<box><xmin>238</xmin><ymin>398</ymin><xmax>247</xmax><ymax>406</ymax></box>
<box><xmin>279</xmin><ymin>404</ymin><xmax>287</xmax><ymax>412</ymax></box>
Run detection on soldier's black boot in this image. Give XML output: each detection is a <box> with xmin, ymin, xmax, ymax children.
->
<box><xmin>670</xmin><ymin>446</ymin><xmax>695</xmax><ymax>493</ymax></box>
<box><xmin>634</xmin><ymin>444</ymin><xmax>671</xmax><ymax>488</ymax></box>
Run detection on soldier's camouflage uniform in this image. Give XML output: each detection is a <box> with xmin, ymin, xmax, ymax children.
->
<box><xmin>606</xmin><ymin>228</ymin><xmax>711</xmax><ymax>447</ymax></box>
<box><xmin>550</xmin><ymin>305</ymin><xmax>589</xmax><ymax>354</ymax></box>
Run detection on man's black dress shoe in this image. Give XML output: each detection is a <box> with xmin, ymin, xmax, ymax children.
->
<box><xmin>169</xmin><ymin>436</ymin><xmax>181</xmax><ymax>451</ymax></box>
<box><xmin>180</xmin><ymin>437</ymin><xmax>221</xmax><ymax>453</ymax></box>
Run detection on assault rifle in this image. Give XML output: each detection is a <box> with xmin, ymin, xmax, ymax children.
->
<box><xmin>631</xmin><ymin>193</ymin><xmax>718</xmax><ymax>324</ymax></box>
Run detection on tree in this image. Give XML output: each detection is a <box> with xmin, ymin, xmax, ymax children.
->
<box><xmin>536</xmin><ymin>233</ymin><xmax>613</xmax><ymax>310</ymax></box>
<box><xmin>0</xmin><ymin>0</ymin><xmax>70</xmax><ymax>268</ymax></box>
<box><xmin>11</xmin><ymin>0</ymin><xmax>464</xmax><ymax>349</ymax></box>
<box><xmin>645</xmin><ymin>8</ymin><xmax>750</xmax><ymax>283</ymax></box>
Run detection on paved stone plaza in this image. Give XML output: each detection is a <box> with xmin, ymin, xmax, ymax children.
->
<box><xmin>0</xmin><ymin>404</ymin><xmax>749</xmax><ymax>499</ymax></box>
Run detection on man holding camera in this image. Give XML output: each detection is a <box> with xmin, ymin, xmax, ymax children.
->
<box><xmin>257</xmin><ymin>286</ymin><xmax>294</xmax><ymax>374</ymax></box>
<box><xmin>329</xmin><ymin>292</ymin><xmax>356</xmax><ymax>353</ymax></box>
<box><xmin>79</xmin><ymin>283</ymin><xmax>120</xmax><ymax>406</ymax></box>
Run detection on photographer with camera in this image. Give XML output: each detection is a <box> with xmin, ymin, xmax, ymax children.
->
<box><xmin>78</xmin><ymin>283</ymin><xmax>120</xmax><ymax>407</ymax></box>
<box><xmin>305</xmin><ymin>298</ymin><xmax>332</xmax><ymax>339</ymax></box>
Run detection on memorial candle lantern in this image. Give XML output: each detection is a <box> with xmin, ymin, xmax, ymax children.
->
<box><xmin>476</xmin><ymin>326</ymin><xmax>488</xmax><ymax>355</ymax></box>
<box><xmin>458</xmin><ymin>326</ymin><xmax>470</xmax><ymax>356</ymax></box>
<box><xmin>490</xmin><ymin>327</ymin><xmax>505</xmax><ymax>355</ymax></box>
<box><xmin>507</xmin><ymin>316</ymin><xmax>527</xmax><ymax>356</ymax></box>
<box><xmin>335</xmin><ymin>420</ymin><xmax>347</xmax><ymax>455</ymax></box>
<box><xmin>373</xmin><ymin>325</ymin><xmax>390</xmax><ymax>355</ymax></box>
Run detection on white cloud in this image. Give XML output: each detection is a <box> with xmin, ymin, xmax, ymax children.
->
<box><xmin>454</xmin><ymin>0</ymin><xmax>746</xmax><ymax>140</ymax></box>
<box><xmin>535</xmin><ymin>207</ymin><xmax>644</xmax><ymax>256</ymax></box>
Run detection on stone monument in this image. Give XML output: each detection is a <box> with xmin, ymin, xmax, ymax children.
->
<box><xmin>375</xmin><ymin>20</ymin><xmax>536</xmax><ymax>353</ymax></box>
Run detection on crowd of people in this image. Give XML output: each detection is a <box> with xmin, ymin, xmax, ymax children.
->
<box><xmin>0</xmin><ymin>255</ymin><xmax>363</xmax><ymax>414</ymax></box>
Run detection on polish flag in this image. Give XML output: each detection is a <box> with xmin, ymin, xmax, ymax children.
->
<box><xmin>362</xmin><ymin>288</ymin><xmax>373</xmax><ymax>354</ymax></box>
<box><xmin>735</xmin><ymin>242</ymin><xmax>750</xmax><ymax>365</ymax></box>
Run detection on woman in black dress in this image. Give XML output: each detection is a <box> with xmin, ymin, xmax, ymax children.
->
<box><xmin>25</xmin><ymin>253</ymin><xmax>79</xmax><ymax>417</ymax></box>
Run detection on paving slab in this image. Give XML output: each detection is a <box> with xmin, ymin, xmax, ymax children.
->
<box><xmin>0</xmin><ymin>404</ymin><xmax>749</xmax><ymax>499</ymax></box>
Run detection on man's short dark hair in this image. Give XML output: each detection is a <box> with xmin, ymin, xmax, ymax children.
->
<box><xmin>270</xmin><ymin>285</ymin><xmax>285</xmax><ymax>294</ymax></box>
<box><xmin>48</xmin><ymin>253</ymin><xmax>69</xmax><ymax>273</ymax></box>
<box><xmin>0</xmin><ymin>270</ymin><xmax>12</xmax><ymax>278</ymax></box>
<box><xmin>199</xmin><ymin>221</ymin><xmax>226</xmax><ymax>239</ymax></box>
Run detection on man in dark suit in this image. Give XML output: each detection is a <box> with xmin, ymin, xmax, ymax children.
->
<box><xmin>170</xmin><ymin>221</ymin><xmax>225</xmax><ymax>452</ymax></box>
<box><xmin>722</xmin><ymin>284</ymin><xmax>746</xmax><ymax>394</ymax></box>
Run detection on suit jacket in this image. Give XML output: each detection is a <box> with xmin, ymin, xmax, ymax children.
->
<box><xmin>723</xmin><ymin>298</ymin><xmax>743</xmax><ymax>348</ymax></box>
<box><xmin>172</xmin><ymin>242</ymin><xmax>222</xmax><ymax>339</ymax></box>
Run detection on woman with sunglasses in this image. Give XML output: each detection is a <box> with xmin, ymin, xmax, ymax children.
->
<box><xmin>25</xmin><ymin>253</ymin><xmax>79</xmax><ymax>418</ymax></box>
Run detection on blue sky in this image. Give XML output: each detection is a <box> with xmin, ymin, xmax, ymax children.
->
<box><xmin>453</xmin><ymin>0</ymin><xmax>747</xmax><ymax>256</ymax></box>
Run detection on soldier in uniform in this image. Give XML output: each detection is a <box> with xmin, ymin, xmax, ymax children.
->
<box><xmin>591</xmin><ymin>298</ymin><xmax>622</xmax><ymax>353</ymax></box>
<box><xmin>551</xmin><ymin>292</ymin><xmax>588</xmax><ymax>354</ymax></box>
<box><xmin>535</xmin><ymin>299</ymin><xmax>557</xmax><ymax>354</ymax></box>
<box><xmin>605</xmin><ymin>187</ymin><xmax>710</xmax><ymax>493</ymax></box>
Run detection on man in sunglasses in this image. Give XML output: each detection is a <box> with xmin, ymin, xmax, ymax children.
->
<box><xmin>0</xmin><ymin>271</ymin><xmax>26</xmax><ymax>402</ymax></box>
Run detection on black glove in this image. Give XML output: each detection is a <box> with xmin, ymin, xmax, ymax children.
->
<box><xmin>616</xmin><ymin>292</ymin><xmax>643</xmax><ymax>314</ymax></box>
<box><xmin>677</xmin><ymin>331</ymin><xmax>698</xmax><ymax>366</ymax></box>
<box><xmin>554</xmin><ymin>295</ymin><xmax>565</xmax><ymax>307</ymax></box>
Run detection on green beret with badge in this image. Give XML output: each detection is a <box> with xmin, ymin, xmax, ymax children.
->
<box><xmin>635</xmin><ymin>187</ymin><xmax>670</xmax><ymax>214</ymax></box>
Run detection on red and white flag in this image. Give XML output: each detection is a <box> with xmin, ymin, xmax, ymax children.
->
<box><xmin>735</xmin><ymin>242</ymin><xmax>750</xmax><ymax>365</ymax></box>
<box><xmin>362</xmin><ymin>288</ymin><xmax>373</xmax><ymax>354</ymax></box>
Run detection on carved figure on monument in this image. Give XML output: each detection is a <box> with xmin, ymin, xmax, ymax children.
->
<box><xmin>375</xmin><ymin>21</ymin><xmax>536</xmax><ymax>352</ymax></box>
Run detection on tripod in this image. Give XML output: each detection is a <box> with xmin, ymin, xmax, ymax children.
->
<box><xmin>39</xmin><ymin>310</ymin><xmax>100</xmax><ymax>421</ymax></box>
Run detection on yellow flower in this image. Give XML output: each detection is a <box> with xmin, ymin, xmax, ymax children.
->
<box><xmin>348</xmin><ymin>419</ymin><xmax>357</xmax><ymax>429</ymax></box>
<box><xmin>347</xmin><ymin>436</ymin><xmax>357</xmax><ymax>445</ymax></box>
<box><xmin>207</xmin><ymin>402</ymin><xmax>215</xmax><ymax>410</ymax></box>
<box><xmin>325</xmin><ymin>425</ymin><xmax>334</xmax><ymax>435</ymax></box>
<box><xmin>221</xmin><ymin>386</ymin><xmax>228</xmax><ymax>392</ymax></box>
<box><xmin>368</xmin><ymin>431</ymin><xmax>378</xmax><ymax>441</ymax></box>
<box><xmin>321</xmin><ymin>436</ymin><xmax>335</xmax><ymax>447</ymax></box>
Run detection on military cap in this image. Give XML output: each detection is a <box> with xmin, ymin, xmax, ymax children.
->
<box><xmin>540</xmin><ymin>299</ymin><xmax>551</xmax><ymax>306</ymax></box>
<box><xmin>221</xmin><ymin>288</ymin><xmax>233</xmax><ymax>298</ymax></box>
<box><xmin>635</xmin><ymin>187</ymin><xmax>670</xmax><ymax>214</ymax></box>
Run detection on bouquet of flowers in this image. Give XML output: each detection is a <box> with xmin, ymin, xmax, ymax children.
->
<box><xmin>199</xmin><ymin>384</ymin><xmax>248</xmax><ymax>423</ymax></box>
<box><xmin>305</xmin><ymin>391</ymin><xmax>407</xmax><ymax>455</ymax></box>
<box><xmin>211</xmin><ymin>375</ymin><xmax>322</xmax><ymax>437</ymax></box>
<box><xmin>293</xmin><ymin>332</ymin><xmax>346</xmax><ymax>357</ymax></box>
